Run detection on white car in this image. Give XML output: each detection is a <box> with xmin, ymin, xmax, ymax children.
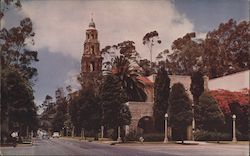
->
<box><xmin>52</xmin><ymin>132</ymin><xmax>60</xmax><ymax>138</ymax></box>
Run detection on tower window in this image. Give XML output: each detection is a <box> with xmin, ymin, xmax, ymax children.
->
<box><xmin>91</xmin><ymin>34</ymin><xmax>94</xmax><ymax>39</ymax></box>
<box><xmin>90</xmin><ymin>62</ymin><xmax>95</xmax><ymax>72</ymax></box>
<box><xmin>91</xmin><ymin>45</ymin><xmax>95</xmax><ymax>54</ymax></box>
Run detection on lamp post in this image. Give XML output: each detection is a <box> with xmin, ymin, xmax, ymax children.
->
<box><xmin>62</xmin><ymin>127</ymin><xmax>65</xmax><ymax>137</ymax></box>
<box><xmin>81</xmin><ymin>128</ymin><xmax>85</xmax><ymax>140</ymax></box>
<box><xmin>66</xmin><ymin>127</ymin><xmax>69</xmax><ymax>137</ymax></box>
<box><xmin>192</xmin><ymin>103</ymin><xmax>195</xmax><ymax>141</ymax></box>
<box><xmin>71</xmin><ymin>126</ymin><xmax>75</xmax><ymax>138</ymax></box>
<box><xmin>232</xmin><ymin>114</ymin><xmax>237</xmax><ymax>142</ymax></box>
<box><xmin>101</xmin><ymin>126</ymin><xmax>104</xmax><ymax>139</ymax></box>
<box><xmin>164</xmin><ymin>113</ymin><xmax>168</xmax><ymax>143</ymax></box>
<box><xmin>117</xmin><ymin>126</ymin><xmax>122</xmax><ymax>142</ymax></box>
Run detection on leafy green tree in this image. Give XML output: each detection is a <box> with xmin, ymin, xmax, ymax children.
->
<box><xmin>0</xmin><ymin>0</ymin><xmax>21</xmax><ymax>20</ymax></box>
<box><xmin>101</xmin><ymin>40</ymin><xmax>140</xmax><ymax>71</ymax></box>
<box><xmin>229</xmin><ymin>101</ymin><xmax>249</xmax><ymax>137</ymax></box>
<box><xmin>40</xmin><ymin>95</ymin><xmax>56</xmax><ymax>131</ymax></box>
<box><xmin>169</xmin><ymin>83</ymin><xmax>192</xmax><ymax>142</ymax></box>
<box><xmin>68</xmin><ymin>96</ymin><xmax>80</xmax><ymax>132</ymax></box>
<box><xmin>153</xmin><ymin>67</ymin><xmax>170</xmax><ymax>132</ymax></box>
<box><xmin>39</xmin><ymin>95</ymin><xmax>53</xmax><ymax>111</ymax></box>
<box><xmin>138</xmin><ymin>59</ymin><xmax>151</xmax><ymax>76</ymax></box>
<box><xmin>166</xmin><ymin>32</ymin><xmax>203</xmax><ymax>75</ymax></box>
<box><xmin>1</xmin><ymin>67</ymin><xmax>38</xmax><ymax>137</ymax></box>
<box><xmin>1</xmin><ymin>18</ymin><xmax>39</xmax><ymax>81</ymax></box>
<box><xmin>138</xmin><ymin>59</ymin><xmax>158</xmax><ymax>76</ymax></box>
<box><xmin>69</xmin><ymin>89</ymin><xmax>101</xmax><ymax>137</ymax></box>
<box><xmin>196</xmin><ymin>92</ymin><xmax>225</xmax><ymax>132</ymax></box>
<box><xmin>163</xmin><ymin>19</ymin><xmax>249</xmax><ymax>78</ymax></box>
<box><xmin>155</xmin><ymin>49</ymin><xmax>170</xmax><ymax>71</ymax></box>
<box><xmin>112</xmin><ymin>56</ymin><xmax>147</xmax><ymax>102</ymax></box>
<box><xmin>229</xmin><ymin>101</ymin><xmax>249</xmax><ymax>135</ymax></box>
<box><xmin>100</xmin><ymin>75</ymin><xmax>131</xmax><ymax>130</ymax></box>
<box><xmin>154</xmin><ymin>19</ymin><xmax>249</xmax><ymax>78</ymax></box>
<box><xmin>143</xmin><ymin>30</ymin><xmax>161</xmax><ymax>68</ymax></box>
<box><xmin>203</xmin><ymin>19</ymin><xmax>249</xmax><ymax>78</ymax></box>
<box><xmin>52</xmin><ymin>97</ymin><xmax>67</xmax><ymax>132</ymax></box>
<box><xmin>63</xmin><ymin>85</ymin><xmax>74</xmax><ymax>135</ymax></box>
<box><xmin>1</xmin><ymin>2</ymin><xmax>39</xmax><ymax>139</ymax></box>
<box><xmin>190</xmin><ymin>70</ymin><xmax>204</xmax><ymax>109</ymax></box>
<box><xmin>101</xmin><ymin>41</ymin><xmax>146</xmax><ymax>102</ymax></box>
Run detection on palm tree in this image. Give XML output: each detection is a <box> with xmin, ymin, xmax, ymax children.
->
<box><xmin>112</xmin><ymin>56</ymin><xmax>147</xmax><ymax>102</ymax></box>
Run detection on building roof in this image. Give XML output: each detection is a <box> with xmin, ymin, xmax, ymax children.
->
<box><xmin>137</xmin><ymin>76</ymin><xmax>153</xmax><ymax>86</ymax></box>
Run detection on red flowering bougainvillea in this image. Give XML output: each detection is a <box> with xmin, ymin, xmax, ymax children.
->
<box><xmin>210</xmin><ymin>88</ymin><xmax>249</xmax><ymax>114</ymax></box>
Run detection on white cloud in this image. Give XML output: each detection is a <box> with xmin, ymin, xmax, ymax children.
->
<box><xmin>196</xmin><ymin>32</ymin><xmax>207</xmax><ymax>39</ymax></box>
<box><xmin>20</xmin><ymin>0</ymin><xmax>194</xmax><ymax>61</ymax></box>
<box><xmin>64</xmin><ymin>69</ymin><xmax>81</xmax><ymax>92</ymax></box>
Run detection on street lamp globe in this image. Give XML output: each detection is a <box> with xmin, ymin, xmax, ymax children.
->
<box><xmin>165</xmin><ymin>113</ymin><xmax>168</xmax><ymax>118</ymax></box>
<box><xmin>232</xmin><ymin>114</ymin><xmax>236</xmax><ymax>119</ymax></box>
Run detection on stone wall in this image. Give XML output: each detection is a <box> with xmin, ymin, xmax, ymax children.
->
<box><xmin>127</xmin><ymin>102</ymin><xmax>154</xmax><ymax>132</ymax></box>
<box><xmin>208</xmin><ymin>70</ymin><xmax>249</xmax><ymax>91</ymax></box>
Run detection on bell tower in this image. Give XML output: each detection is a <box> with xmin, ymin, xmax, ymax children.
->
<box><xmin>81</xmin><ymin>18</ymin><xmax>103</xmax><ymax>89</ymax></box>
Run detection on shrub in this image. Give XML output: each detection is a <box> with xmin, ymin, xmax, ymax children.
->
<box><xmin>110</xmin><ymin>129</ymin><xmax>117</xmax><ymax>141</ymax></box>
<box><xmin>107</xmin><ymin>128</ymin><xmax>126</xmax><ymax>141</ymax></box>
<box><xmin>124</xmin><ymin>130</ymin><xmax>140</xmax><ymax>142</ymax></box>
<box><xmin>142</xmin><ymin>133</ymin><xmax>165</xmax><ymax>142</ymax></box>
<box><xmin>196</xmin><ymin>92</ymin><xmax>225</xmax><ymax>132</ymax></box>
<box><xmin>195</xmin><ymin>130</ymin><xmax>249</xmax><ymax>141</ymax></box>
<box><xmin>194</xmin><ymin>130</ymin><xmax>231</xmax><ymax>141</ymax></box>
<box><xmin>169</xmin><ymin>83</ymin><xmax>193</xmax><ymax>141</ymax></box>
<box><xmin>84</xmin><ymin>130</ymin><xmax>97</xmax><ymax>137</ymax></box>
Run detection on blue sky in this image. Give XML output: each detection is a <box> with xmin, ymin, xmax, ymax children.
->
<box><xmin>2</xmin><ymin>0</ymin><xmax>249</xmax><ymax>110</ymax></box>
<box><xmin>174</xmin><ymin>0</ymin><xmax>248</xmax><ymax>32</ymax></box>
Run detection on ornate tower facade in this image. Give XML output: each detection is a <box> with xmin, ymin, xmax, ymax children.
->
<box><xmin>81</xmin><ymin>18</ymin><xmax>103</xmax><ymax>90</ymax></box>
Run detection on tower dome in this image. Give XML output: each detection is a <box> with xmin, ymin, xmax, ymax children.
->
<box><xmin>89</xmin><ymin>18</ymin><xmax>96</xmax><ymax>28</ymax></box>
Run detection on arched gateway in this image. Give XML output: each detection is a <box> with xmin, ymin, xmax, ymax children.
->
<box><xmin>127</xmin><ymin>102</ymin><xmax>154</xmax><ymax>134</ymax></box>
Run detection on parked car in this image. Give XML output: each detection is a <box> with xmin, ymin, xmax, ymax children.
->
<box><xmin>52</xmin><ymin>132</ymin><xmax>60</xmax><ymax>138</ymax></box>
<box><xmin>43</xmin><ymin>133</ymin><xmax>49</xmax><ymax>139</ymax></box>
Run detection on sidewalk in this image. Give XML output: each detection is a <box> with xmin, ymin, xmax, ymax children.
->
<box><xmin>59</xmin><ymin>137</ymin><xmax>247</xmax><ymax>146</ymax></box>
<box><xmin>61</xmin><ymin>136</ymin><xmax>96</xmax><ymax>141</ymax></box>
<box><xmin>60</xmin><ymin>137</ymin><xmax>204</xmax><ymax>146</ymax></box>
<box><xmin>0</xmin><ymin>141</ymin><xmax>33</xmax><ymax>148</ymax></box>
<box><xmin>60</xmin><ymin>137</ymin><xmax>122</xmax><ymax>145</ymax></box>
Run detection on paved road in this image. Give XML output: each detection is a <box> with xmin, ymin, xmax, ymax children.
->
<box><xmin>0</xmin><ymin>138</ymin><xmax>175</xmax><ymax>156</ymax></box>
<box><xmin>0</xmin><ymin>138</ymin><xmax>248</xmax><ymax>156</ymax></box>
<box><xmin>119</xmin><ymin>143</ymin><xmax>249</xmax><ymax>156</ymax></box>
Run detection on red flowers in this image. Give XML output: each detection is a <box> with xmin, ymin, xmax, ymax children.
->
<box><xmin>210</xmin><ymin>88</ymin><xmax>249</xmax><ymax>113</ymax></box>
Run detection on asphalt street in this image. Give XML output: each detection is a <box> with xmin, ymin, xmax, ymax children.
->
<box><xmin>0</xmin><ymin>138</ymin><xmax>174</xmax><ymax>156</ymax></box>
<box><xmin>0</xmin><ymin>138</ymin><xmax>249</xmax><ymax>156</ymax></box>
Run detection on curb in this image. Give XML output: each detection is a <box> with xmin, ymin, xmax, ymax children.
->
<box><xmin>176</xmin><ymin>141</ymin><xmax>208</xmax><ymax>145</ymax></box>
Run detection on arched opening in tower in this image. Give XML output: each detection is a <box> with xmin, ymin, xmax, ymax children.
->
<box><xmin>91</xmin><ymin>45</ymin><xmax>95</xmax><ymax>54</ymax></box>
<box><xmin>90</xmin><ymin>62</ymin><xmax>95</xmax><ymax>72</ymax></box>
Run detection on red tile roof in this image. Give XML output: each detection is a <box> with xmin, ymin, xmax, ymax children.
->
<box><xmin>137</xmin><ymin>76</ymin><xmax>153</xmax><ymax>86</ymax></box>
